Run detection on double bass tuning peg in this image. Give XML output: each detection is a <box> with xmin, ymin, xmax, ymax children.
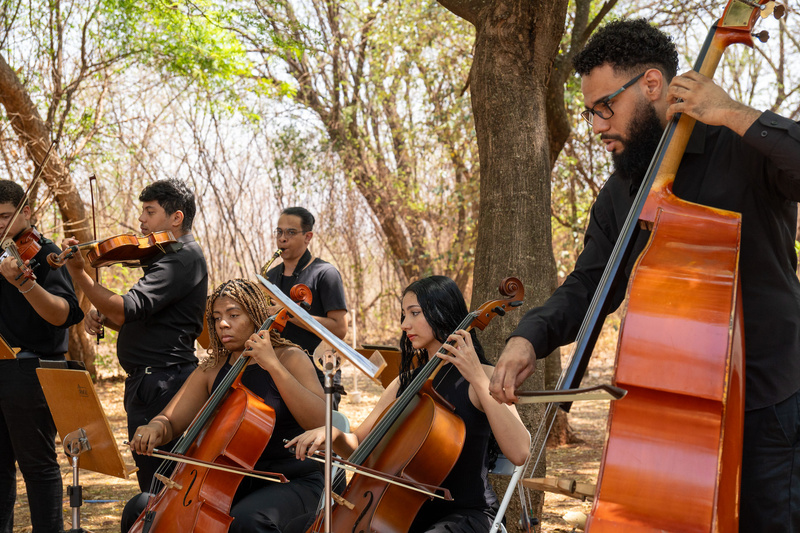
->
<box><xmin>741</xmin><ymin>0</ymin><xmax>785</xmax><ymax>20</ymax></box>
<box><xmin>752</xmin><ymin>30</ymin><xmax>770</xmax><ymax>43</ymax></box>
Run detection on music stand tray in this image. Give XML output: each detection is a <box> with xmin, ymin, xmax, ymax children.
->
<box><xmin>37</xmin><ymin>366</ymin><xmax>136</xmax><ymax>532</ymax></box>
<box><xmin>355</xmin><ymin>346</ymin><xmax>400</xmax><ymax>389</ymax></box>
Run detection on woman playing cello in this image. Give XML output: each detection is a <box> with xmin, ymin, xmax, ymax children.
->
<box><xmin>288</xmin><ymin>275</ymin><xmax>530</xmax><ymax>532</ymax></box>
<box><xmin>124</xmin><ymin>278</ymin><xmax>326</xmax><ymax>532</ymax></box>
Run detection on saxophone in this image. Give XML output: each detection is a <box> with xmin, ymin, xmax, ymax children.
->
<box><xmin>259</xmin><ymin>249</ymin><xmax>283</xmax><ymax>278</ymax></box>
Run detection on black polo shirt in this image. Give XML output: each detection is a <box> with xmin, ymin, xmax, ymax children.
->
<box><xmin>512</xmin><ymin>111</ymin><xmax>800</xmax><ymax>410</ymax></box>
<box><xmin>266</xmin><ymin>256</ymin><xmax>347</xmax><ymax>354</ymax></box>
<box><xmin>0</xmin><ymin>232</ymin><xmax>84</xmax><ymax>356</ymax></box>
<box><xmin>117</xmin><ymin>233</ymin><xmax>207</xmax><ymax>372</ymax></box>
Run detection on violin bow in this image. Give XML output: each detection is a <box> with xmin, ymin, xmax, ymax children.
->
<box><xmin>88</xmin><ymin>174</ymin><xmax>104</xmax><ymax>343</ymax></box>
<box><xmin>0</xmin><ymin>141</ymin><xmax>56</xmax><ymax>246</ymax></box>
<box><xmin>514</xmin><ymin>384</ymin><xmax>627</xmax><ymax>405</ymax></box>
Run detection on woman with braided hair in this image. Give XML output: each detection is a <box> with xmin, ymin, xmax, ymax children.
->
<box><xmin>121</xmin><ymin>278</ymin><xmax>326</xmax><ymax>532</ymax></box>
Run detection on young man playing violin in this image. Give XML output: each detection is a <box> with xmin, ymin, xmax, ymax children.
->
<box><xmin>263</xmin><ymin>207</ymin><xmax>348</xmax><ymax>409</ymax></box>
<box><xmin>0</xmin><ymin>179</ymin><xmax>84</xmax><ymax>532</ymax></box>
<box><xmin>62</xmin><ymin>178</ymin><xmax>208</xmax><ymax>493</ymax></box>
<box><xmin>490</xmin><ymin>19</ymin><xmax>800</xmax><ymax>531</ymax></box>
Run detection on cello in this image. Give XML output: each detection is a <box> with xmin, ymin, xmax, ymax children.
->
<box><xmin>128</xmin><ymin>283</ymin><xmax>311</xmax><ymax>532</ymax></box>
<box><xmin>307</xmin><ymin>277</ymin><xmax>524</xmax><ymax>533</ymax></box>
<box><xmin>538</xmin><ymin>2</ymin><xmax>782</xmax><ymax>531</ymax></box>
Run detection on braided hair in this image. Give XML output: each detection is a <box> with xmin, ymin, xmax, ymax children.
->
<box><xmin>201</xmin><ymin>278</ymin><xmax>297</xmax><ymax>369</ymax></box>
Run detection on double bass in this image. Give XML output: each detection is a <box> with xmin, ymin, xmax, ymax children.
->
<box><xmin>546</xmin><ymin>2</ymin><xmax>782</xmax><ymax>531</ymax></box>
<box><xmin>307</xmin><ymin>278</ymin><xmax>524</xmax><ymax>533</ymax></box>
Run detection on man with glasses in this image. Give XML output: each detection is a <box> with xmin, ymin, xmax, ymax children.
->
<box><xmin>490</xmin><ymin>18</ymin><xmax>800</xmax><ymax>530</ymax></box>
<box><xmin>264</xmin><ymin>206</ymin><xmax>348</xmax><ymax>408</ymax></box>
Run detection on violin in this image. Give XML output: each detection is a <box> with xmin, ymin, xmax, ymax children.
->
<box><xmin>1</xmin><ymin>227</ymin><xmax>44</xmax><ymax>284</ymax></box>
<box><xmin>307</xmin><ymin>278</ymin><xmax>524</xmax><ymax>533</ymax></box>
<box><xmin>0</xmin><ymin>143</ymin><xmax>57</xmax><ymax>284</ymax></box>
<box><xmin>129</xmin><ymin>284</ymin><xmax>312</xmax><ymax>533</ymax></box>
<box><xmin>47</xmin><ymin>230</ymin><xmax>177</xmax><ymax>269</ymax></box>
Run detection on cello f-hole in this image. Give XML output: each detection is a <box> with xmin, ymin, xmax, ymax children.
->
<box><xmin>182</xmin><ymin>469</ymin><xmax>198</xmax><ymax>507</ymax></box>
<box><xmin>352</xmin><ymin>491</ymin><xmax>374</xmax><ymax>533</ymax></box>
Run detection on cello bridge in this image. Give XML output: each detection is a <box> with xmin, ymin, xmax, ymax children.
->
<box><xmin>332</xmin><ymin>492</ymin><xmax>354</xmax><ymax>510</ymax></box>
<box><xmin>154</xmin><ymin>473</ymin><xmax>183</xmax><ymax>491</ymax></box>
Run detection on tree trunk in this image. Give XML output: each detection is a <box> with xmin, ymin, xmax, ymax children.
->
<box><xmin>436</xmin><ymin>0</ymin><xmax>569</xmax><ymax>529</ymax></box>
<box><xmin>0</xmin><ymin>52</ymin><xmax>95</xmax><ymax>370</ymax></box>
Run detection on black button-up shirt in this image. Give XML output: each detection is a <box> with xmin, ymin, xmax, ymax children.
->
<box><xmin>512</xmin><ymin>111</ymin><xmax>800</xmax><ymax>410</ymax></box>
<box><xmin>117</xmin><ymin>233</ymin><xmax>207</xmax><ymax>372</ymax></box>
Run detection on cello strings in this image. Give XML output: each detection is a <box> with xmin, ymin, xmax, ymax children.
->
<box><xmin>141</xmin><ymin>280</ymin><xmax>297</xmax><ymax>506</ymax></box>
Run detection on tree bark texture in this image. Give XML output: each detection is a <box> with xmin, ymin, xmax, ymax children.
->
<box><xmin>0</xmin><ymin>52</ymin><xmax>96</xmax><ymax>374</ymax></box>
<box><xmin>436</xmin><ymin>0</ymin><xmax>569</xmax><ymax>528</ymax></box>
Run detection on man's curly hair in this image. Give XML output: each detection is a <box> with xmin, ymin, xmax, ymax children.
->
<box><xmin>573</xmin><ymin>18</ymin><xmax>679</xmax><ymax>81</ymax></box>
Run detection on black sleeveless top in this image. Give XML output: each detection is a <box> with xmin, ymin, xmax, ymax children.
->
<box><xmin>212</xmin><ymin>355</ymin><xmax>319</xmax><ymax>478</ymax></box>
<box><xmin>400</xmin><ymin>364</ymin><xmax>499</xmax><ymax>520</ymax></box>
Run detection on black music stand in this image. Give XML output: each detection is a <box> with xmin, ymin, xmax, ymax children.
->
<box><xmin>37</xmin><ymin>364</ymin><xmax>136</xmax><ymax>533</ymax></box>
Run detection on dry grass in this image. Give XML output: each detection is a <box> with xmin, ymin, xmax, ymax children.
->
<box><xmin>12</xmin><ymin>344</ymin><xmax>616</xmax><ymax>532</ymax></box>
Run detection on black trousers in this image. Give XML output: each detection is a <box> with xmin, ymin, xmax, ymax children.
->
<box><xmin>741</xmin><ymin>387</ymin><xmax>800</xmax><ymax>532</ymax></box>
<box><xmin>0</xmin><ymin>357</ymin><xmax>63</xmax><ymax>533</ymax></box>
<box><xmin>124</xmin><ymin>363</ymin><xmax>195</xmax><ymax>492</ymax></box>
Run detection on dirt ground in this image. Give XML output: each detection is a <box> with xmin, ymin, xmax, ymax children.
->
<box><xmin>12</xmin><ymin>348</ymin><xmax>614</xmax><ymax>533</ymax></box>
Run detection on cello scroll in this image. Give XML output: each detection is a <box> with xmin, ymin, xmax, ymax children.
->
<box><xmin>471</xmin><ymin>277</ymin><xmax>524</xmax><ymax>330</ymax></box>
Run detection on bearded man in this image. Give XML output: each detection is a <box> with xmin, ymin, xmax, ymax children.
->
<box><xmin>490</xmin><ymin>18</ymin><xmax>800</xmax><ymax>531</ymax></box>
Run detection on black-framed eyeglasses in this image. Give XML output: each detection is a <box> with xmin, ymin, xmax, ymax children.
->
<box><xmin>580</xmin><ymin>71</ymin><xmax>645</xmax><ymax>125</ymax></box>
<box><xmin>273</xmin><ymin>228</ymin><xmax>305</xmax><ymax>238</ymax></box>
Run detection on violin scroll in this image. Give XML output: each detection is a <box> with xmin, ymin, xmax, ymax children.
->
<box><xmin>2</xmin><ymin>228</ymin><xmax>44</xmax><ymax>283</ymax></box>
